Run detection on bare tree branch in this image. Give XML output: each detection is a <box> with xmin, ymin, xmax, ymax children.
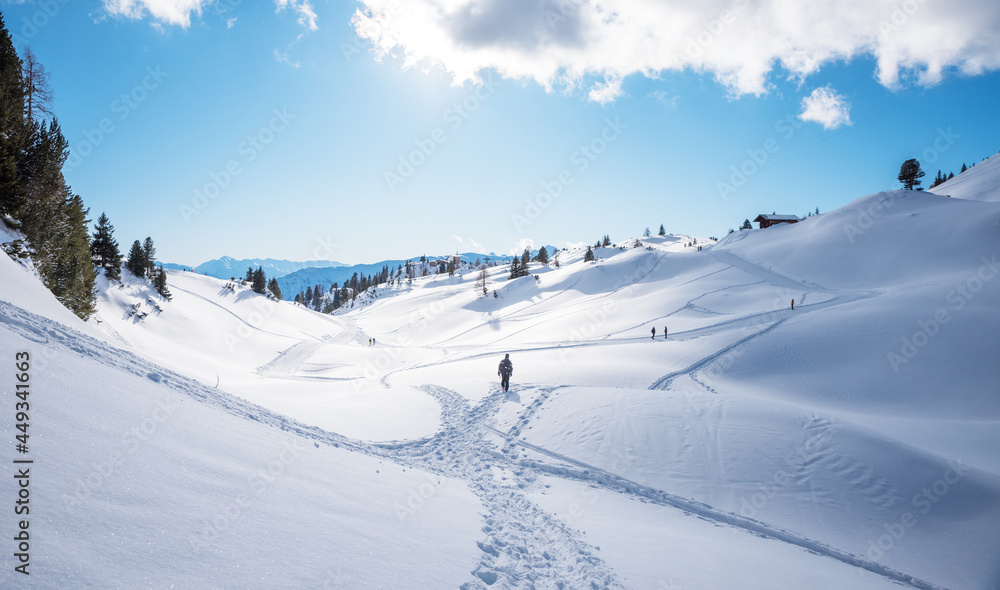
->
<box><xmin>21</xmin><ymin>46</ymin><xmax>54</xmax><ymax>121</ymax></box>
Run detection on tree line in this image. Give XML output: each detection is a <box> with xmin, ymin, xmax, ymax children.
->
<box><xmin>0</xmin><ymin>16</ymin><xmax>178</xmax><ymax>316</ymax></box>
<box><xmin>0</xmin><ymin>17</ymin><xmax>95</xmax><ymax>318</ymax></box>
<box><xmin>292</xmin><ymin>265</ymin><xmax>391</xmax><ymax>313</ymax></box>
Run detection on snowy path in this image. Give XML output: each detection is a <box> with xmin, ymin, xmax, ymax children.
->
<box><xmin>489</xmin><ymin>389</ymin><xmax>945</xmax><ymax>590</ymax></box>
<box><xmin>0</xmin><ymin>298</ymin><xmax>950</xmax><ymax>589</ymax></box>
<box><xmin>254</xmin><ymin>315</ymin><xmax>367</xmax><ymax>379</ymax></box>
<box><xmin>643</xmin><ymin>247</ymin><xmax>881</xmax><ymax>390</ymax></box>
<box><xmin>256</xmin><ymin>338</ymin><xmax>330</xmax><ymax>378</ymax></box>
<box><xmin>0</xmin><ymin>300</ymin><xmax>622</xmax><ymax>589</ymax></box>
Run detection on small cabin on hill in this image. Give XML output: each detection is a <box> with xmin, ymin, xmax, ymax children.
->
<box><xmin>754</xmin><ymin>214</ymin><xmax>800</xmax><ymax>229</ymax></box>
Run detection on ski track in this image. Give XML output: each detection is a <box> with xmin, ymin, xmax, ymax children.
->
<box><xmin>168</xmin><ymin>284</ymin><xmax>297</xmax><ymax>341</ymax></box>
<box><xmin>645</xmin><ymin>247</ymin><xmax>881</xmax><ymax>391</ymax></box>
<box><xmin>0</xmin><ymin>242</ymin><xmax>936</xmax><ymax>590</ymax></box>
<box><xmin>256</xmin><ymin>338</ymin><xmax>327</xmax><ymax>378</ymax></box>
<box><xmin>489</xmin><ymin>386</ymin><xmax>944</xmax><ymax>590</ymax></box>
<box><xmin>0</xmin><ymin>301</ymin><xmax>624</xmax><ymax>590</ymax></box>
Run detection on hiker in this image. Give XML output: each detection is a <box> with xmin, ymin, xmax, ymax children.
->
<box><xmin>498</xmin><ymin>354</ymin><xmax>513</xmax><ymax>392</ymax></box>
<box><xmin>791</xmin><ymin>299</ymin><xmax>795</xmax><ymax>311</ymax></box>
<box><xmin>651</xmin><ymin>327</ymin><xmax>656</xmax><ymax>339</ymax></box>
<box><xmin>664</xmin><ymin>326</ymin><xmax>668</xmax><ymax>339</ymax></box>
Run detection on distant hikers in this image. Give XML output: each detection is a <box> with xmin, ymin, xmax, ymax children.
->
<box><xmin>498</xmin><ymin>354</ymin><xmax>513</xmax><ymax>392</ymax></box>
<box><xmin>651</xmin><ymin>327</ymin><xmax>656</xmax><ymax>339</ymax></box>
<box><xmin>791</xmin><ymin>299</ymin><xmax>795</xmax><ymax>311</ymax></box>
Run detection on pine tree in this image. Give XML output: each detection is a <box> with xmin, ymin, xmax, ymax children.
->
<box><xmin>42</xmin><ymin>192</ymin><xmax>95</xmax><ymax>318</ymax></box>
<box><xmin>521</xmin><ymin>247</ymin><xmax>530</xmax><ymax>267</ymax></box>
<box><xmin>0</xmin><ymin>16</ymin><xmax>26</xmax><ymax>222</ymax></box>
<box><xmin>658</xmin><ymin>224</ymin><xmax>665</xmax><ymax>236</ymax></box>
<box><xmin>947</xmin><ymin>171</ymin><xmax>954</xmax><ymax>180</ymax></box>
<box><xmin>312</xmin><ymin>282</ymin><xmax>323</xmax><ymax>309</ymax></box>
<box><xmin>897</xmin><ymin>158</ymin><xmax>925</xmax><ymax>191</ymax></box>
<box><xmin>245</xmin><ymin>266</ymin><xmax>254</xmax><ymax>283</ymax></box>
<box><xmin>268</xmin><ymin>277</ymin><xmax>282</xmax><ymax>300</ymax></box>
<box><xmin>126</xmin><ymin>240</ymin><xmax>146</xmax><ymax>277</ymax></box>
<box><xmin>508</xmin><ymin>257</ymin><xmax>522</xmax><ymax>280</ymax></box>
<box><xmin>90</xmin><ymin>212</ymin><xmax>121</xmax><ymax>281</ymax></box>
<box><xmin>252</xmin><ymin>267</ymin><xmax>266</xmax><ymax>294</ymax></box>
<box><xmin>142</xmin><ymin>237</ymin><xmax>156</xmax><ymax>278</ymax></box>
<box><xmin>584</xmin><ymin>245</ymin><xmax>595</xmax><ymax>262</ymax></box>
<box><xmin>643</xmin><ymin>227</ymin><xmax>651</xmax><ymax>237</ymax></box>
<box><xmin>960</xmin><ymin>163</ymin><xmax>968</xmax><ymax>173</ymax></box>
<box><xmin>741</xmin><ymin>219</ymin><xmax>752</xmax><ymax>230</ymax></box>
<box><xmin>602</xmin><ymin>235</ymin><xmax>611</xmax><ymax>247</ymax></box>
<box><xmin>535</xmin><ymin>246</ymin><xmax>549</xmax><ymax>264</ymax></box>
<box><xmin>153</xmin><ymin>266</ymin><xmax>172</xmax><ymax>301</ymax></box>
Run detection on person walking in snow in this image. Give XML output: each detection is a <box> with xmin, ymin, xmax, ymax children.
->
<box><xmin>664</xmin><ymin>326</ymin><xmax>668</xmax><ymax>339</ymax></box>
<box><xmin>498</xmin><ymin>354</ymin><xmax>513</xmax><ymax>392</ymax></box>
<box><xmin>651</xmin><ymin>327</ymin><xmax>656</xmax><ymax>339</ymax></box>
<box><xmin>791</xmin><ymin>299</ymin><xmax>795</xmax><ymax>311</ymax></box>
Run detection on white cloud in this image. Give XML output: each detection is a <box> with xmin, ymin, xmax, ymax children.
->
<box><xmin>102</xmin><ymin>0</ymin><xmax>318</xmax><ymax>31</ymax></box>
<box><xmin>275</xmin><ymin>0</ymin><xmax>319</xmax><ymax>32</ymax></box>
<box><xmin>648</xmin><ymin>90</ymin><xmax>679</xmax><ymax>107</ymax></box>
<box><xmin>352</xmin><ymin>0</ymin><xmax>1000</xmax><ymax>101</ymax></box>
<box><xmin>799</xmin><ymin>85</ymin><xmax>852</xmax><ymax>129</ymax></box>
<box><xmin>274</xmin><ymin>48</ymin><xmax>301</xmax><ymax>68</ymax></box>
<box><xmin>226</xmin><ymin>17</ymin><xmax>237</xmax><ymax>29</ymax></box>
<box><xmin>588</xmin><ymin>76</ymin><xmax>625</xmax><ymax>104</ymax></box>
<box><xmin>510</xmin><ymin>238</ymin><xmax>535</xmax><ymax>256</ymax></box>
<box><xmin>103</xmin><ymin>0</ymin><xmax>208</xmax><ymax>27</ymax></box>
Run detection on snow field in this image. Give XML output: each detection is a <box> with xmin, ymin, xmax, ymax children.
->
<box><xmin>2</xmin><ymin>182</ymin><xmax>999</xmax><ymax>588</ymax></box>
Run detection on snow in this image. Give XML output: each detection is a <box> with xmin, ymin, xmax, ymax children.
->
<box><xmin>930</xmin><ymin>152</ymin><xmax>1000</xmax><ymax>202</ymax></box>
<box><xmin>2</xmin><ymin>178</ymin><xmax>999</xmax><ymax>588</ymax></box>
<box><xmin>91</xmin><ymin>269</ymin><xmax>442</xmax><ymax>441</ymax></box>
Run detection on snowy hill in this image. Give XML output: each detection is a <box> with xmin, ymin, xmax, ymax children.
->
<box><xmin>2</xmin><ymin>187</ymin><xmax>1000</xmax><ymax>588</ymax></box>
<box><xmin>929</xmin><ymin>152</ymin><xmax>1000</xmax><ymax>202</ymax></box>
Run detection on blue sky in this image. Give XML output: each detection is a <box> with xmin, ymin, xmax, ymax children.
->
<box><xmin>3</xmin><ymin>0</ymin><xmax>1000</xmax><ymax>265</ymax></box>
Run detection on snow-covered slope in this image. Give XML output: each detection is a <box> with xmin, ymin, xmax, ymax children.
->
<box><xmin>929</xmin><ymin>152</ymin><xmax>1000</xmax><ymax>202</ymax></box>
<box><xmin>0</xmin><ymin>239</ymin><xmax>483</xmax><ymax>589</ymax></box>
<box><xmin>3</xmin><ymin>179</ymin><xmax>999</xmax><ymax>588</ymax></box>
<box><xmin>91</xmin><ymin>269</ymin><xmax>442</xmax><ymax>441</ymax></box>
